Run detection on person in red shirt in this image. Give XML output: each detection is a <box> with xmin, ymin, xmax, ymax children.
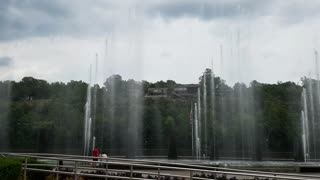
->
<box><xmin>92</xmin><ymin>146</ymin><xmax>99</xmax><ymax>166</ymax></box>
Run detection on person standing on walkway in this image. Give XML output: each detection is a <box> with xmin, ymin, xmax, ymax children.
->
<box><xmin>101</xmin><ymin>152</ymin><xmax>108</xmax><ymax>168</ymax></box>
<box><xmin>92</xmin><ymin>146</ymin><xmax>99</xmax><ymax>166</ymax></box>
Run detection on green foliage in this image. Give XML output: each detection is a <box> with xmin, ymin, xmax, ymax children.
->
<box><xmin>0</xmin><ymin>157</ymin><xmax>22</xmax><ymax>180</ymax></box>
<box><xmin>0</xmin><ymin>72</ymin><xmax>304</xmax><ymax>159</ymax></box>
<box><xmin>17</xmin><ymin>158</ymin><xmax>52</xmax><ymax>180</ymax></box>
<box><xmin>26</xmin><ymin>164</ymin><xmax>52</xmax><ymax>180</ymax></box>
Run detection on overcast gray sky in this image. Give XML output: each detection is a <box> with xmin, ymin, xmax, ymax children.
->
<box><xmin>0</xmin><ymin>0</ymin><xmax>320</xmax><ymax>85</ymax></box>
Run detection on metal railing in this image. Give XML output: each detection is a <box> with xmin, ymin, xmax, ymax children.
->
<box><xmin>1</xmin><ymin>152</ymin><xmax>320</xmax><ymax>180</ymax></box>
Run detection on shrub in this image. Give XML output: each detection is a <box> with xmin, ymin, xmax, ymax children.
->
<box><xmin>8</xmin><ymin>157</ymin><xmax>52</xmax><ymax>180</ymax></box>
<box><xmin>25</xmin><ymin>161</ymin><xmax>52</xmax><ymax>180</ymax></box>
<box><xmin>0</xmin><ymin>157</ymin><xmax>22</xmax><ymax>180</ymax></box>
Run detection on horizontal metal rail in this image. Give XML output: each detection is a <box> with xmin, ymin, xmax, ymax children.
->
<box><xmin>1</xmin><ymin>152</ymin><xmax>320</xmax><ymax>180</ymax></box>
<box><xmin>11</xmin><ymin>152</ymin><xmax>319</xmax><ymax>179</ymax></box>
<box><xmin>6</xmin><ymin>152</ymin><xmax>320</xmax><ymax>180</ymax></box>
<box><xmin>6</xmin><ymin>153</ymin><xmax>320</xmax><ymax>180</ymax></box>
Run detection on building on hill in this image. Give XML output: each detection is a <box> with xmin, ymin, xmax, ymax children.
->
<box><xmin>145</xmin><ymin>88</ymin><xmax>168</xmax><ymax>98</ymax></box>
<box><xmin>172</xmin><ymin>84</ymin><xmax>198</xmax><ymax>98</ymax></box>
<box><xmin>145</xmin><ymin>84</ymin><xmax>198</xmax><ymax>98</ymax></box>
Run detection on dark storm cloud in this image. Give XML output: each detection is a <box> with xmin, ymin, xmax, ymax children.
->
<box><xmin>0</xmin><ymin>0</ymin><xmax>69</xmax><ymax>41</ymax></box>
<box><xmin>0</xmin><ymin>0</ymin><xmax>113</xmax><ymax>41</ymax></box>
<box><xmin>9</xmin><ymin>0</ymin><xmax>68</xmax><ymax>17</ymax></box>
<box><xmin>0</xmin><ymin>0</ymin><xmax>274</xmax><ymax>41</ymax></box>
<box><xmin>278</xmin><ymin>1</ymin><xmax>320</xmax><ymax>25</ymax></box>
<box><xmin>147</xmin><ymin>0</ymin><xmax>320</xmax><ymax>25</ymax></box>
<box><xmin>0</xmin><ymin>57</ymin><xmax>13</xmax><ymax>67</ymax></box>
<box><xmin>147</xmin><ymin>0</ymin><xmax>274</xmax><ymax>21</ymax></box>
<box><xmin>0</xmin><ymin>0</ymin><xmax>319</xmax><ymax>41</ymax></box>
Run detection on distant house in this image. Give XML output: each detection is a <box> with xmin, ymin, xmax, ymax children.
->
<box><xmin>145</xmin><ymin>84</ymin><xmax>199</xmax><ymax>98</ymax></box>
<box><xmin>145</xmin><ymin>88</ymin><xmax>168</xmax><ymax>98</ymax></box>
<box><xmin>172</xmin><ymin>84</ymin><xmax>198</xmax><ymax>97</ymax></box>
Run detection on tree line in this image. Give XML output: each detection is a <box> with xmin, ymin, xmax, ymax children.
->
<box><xmin>0</xmin><ymin>70</ymin><xmax>306</xmax><ymax>160</ymax></box>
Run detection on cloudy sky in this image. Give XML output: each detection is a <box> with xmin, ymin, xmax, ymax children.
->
<box><xmin>1</xmin><ymin>0</ymin><xmax>320</xmax><ymax>85</ymax></box>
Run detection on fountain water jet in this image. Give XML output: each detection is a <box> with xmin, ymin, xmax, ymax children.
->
<box><xmin>84</xmin><ymin>65</ymin><xmax>92</xmax><ymax>157</ymax></box>
<box><xmin>203</xmin><ymin>72</ymin><xmax>208</xmax><ymax>157</ymax></box>
<box><xmin>92</xmin><ymin>54</ymin><xmax>98</xmax><ymax>140</ymax></box>
<box><xmin>301</xmin><ymin>111</ymin><xmax>307</xmax><ymax>162</ymax></box>
<box><xmin>194</xmin><ymin>102</ymin><xmax>201</xmax><ymax>160</ymax></box>
<box><xmin>315</xmin><ymin>51</ymin><xmax>320</xmax><ymax>108</ymax></box>
<box><xmin>315</xmin><ymin>51</ymin><xmax>320</xmax><ymax>159</ymax></box>
<box><xmin>197</xmin><ymin>87</ymin><xmax>202</xmax><ymax>158</ymax></box>
<box><xmin>301</xmin><ymin>88</ymin><xmax>310</xmax><ymax>161</ymax></box>
<box><xmin>306</xmin><ymin>75</ymin><xmax>316</xmax><ymax>159</ymax></box>
<box><xmin>210</xmin><ymin>68</ymin><xmax>217</xmax><ymax>160</ymax></box>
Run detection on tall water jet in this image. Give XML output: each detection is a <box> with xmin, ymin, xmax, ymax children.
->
<box><xmin>103</xmin><ymin>75</ymin><xmax>121</xmax><ymax>156</ymax></box>
<box><xmin>306</xmin><ymin>76</ymin><xmax>316</xmax><ymax>159</ymax></box>
<box><xmin>301</xmin><ymin>111</ymin><xmax>307</xmax><ymax>162</ymax></box>
<box><xmin>197</xmin><ymin>86</ymin><xmax>201</xmax><ymax>157</ymax></box>
<box><xmin>125</xmin><ymin>4</ymin><xmax>144</xmax><ymax>158</ymax></box>
<box><xmin>203</xmin><ymin>72</ymin><xmax>208</xmax><ymax>157</ymax></box>
<box><xmin>302</xmin><ymin>88</ymin><xmax>310</xmax><ymax>161</ymax></box>
<box><xmin>314</xmin><ymin>51</ymin><xmax>320</xmax><ymax>159</ymax></box>
<box><xmin>92</xmin><ymin>54</ymin><xmax>98</xmax><ymax>140</ymax></box>
<box><xmin>194</xmin><ymin>102</ymin><xmax>200</xmax><ymax>160</ymax></box>
<box><xmin>210</xmin><ymin>68</ymin><xmax>217</xmax><ymax>160</ymax></box>
<box><xmin>84</xmin><ymin>66</ymin><xmax>92</xmax><ymax>157</ymax></box>
<box><xmin>126</xmin><ymin>80</ymin><xmax>143</xmax><ymax>158</ymax></box>
<box><xmin>191</xmin><ymin>103</ymin><xmax>194</xmax><ymax>157</ymax></box>
<box><xmin>238</xmin><ymin>84</ymin><xmax>246</xmax><ymax>159</ymax></box>
<box><xmin>237</xmin><ymin>30</ymin><xmax>246</xmax><ymax>160</ymax></box>
<box><xmin>315</xmin><ymin>51</ymin><xmax>320</xmax><ymax>108</ymax></box>
<box><xmin>99</xmin><ymin>40</ymin><xmax>108</xmax><ymax>150</ymax></box>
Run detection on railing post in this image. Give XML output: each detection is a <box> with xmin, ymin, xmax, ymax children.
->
<box><xmin>211</xmin><ymin>172</ymin><xmax>216</xmax><ymax>179</ymax></box>
<box><xmin>213</xmin><ymin>168</ymin><xmax>217</xmax><ymax>179</ymax></box>
<box><xmin>190</xmin><ymin>170</ymin><xmax>193</xmax><ymax>180</ymax></box>
<box><xmin>105</xmin><ymin>163</ymin><xmax>108</xmax><ymax>180</ymax></box>
<box><xmin>157</xmin><ymin>164</ymin><xmax>160</xmax><ymax>180</ymax></box>
<box><xmin>56</xmin><ymin>160</ymin><xmax>59</xmax><ymax>180</ymax></box>
<box><xmin>23</xmin><ymin>157</ymin><xmax>28</xmax><ymax>180</ymax></box>
<box><xmin>130</xmin><ymin>164</ymin><xmax>133</xmax><ymax>179</ymax></box>
<box><xmin>74</xmin><ymin>161</ymin><xmax>77</xmax><ymax>180</ymax></box>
